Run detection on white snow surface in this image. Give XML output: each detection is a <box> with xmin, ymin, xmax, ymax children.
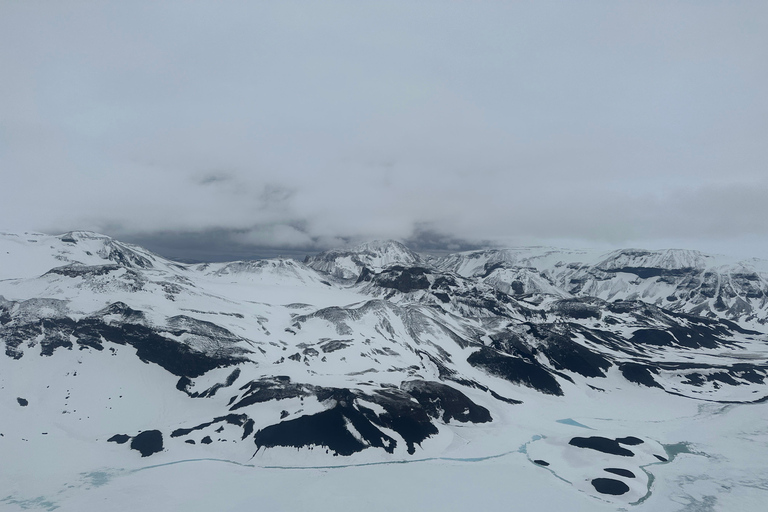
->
<box><xmin>1</xmin><ymin>232</ymin><xmax>767</xmax><ymax>511</ymax></box>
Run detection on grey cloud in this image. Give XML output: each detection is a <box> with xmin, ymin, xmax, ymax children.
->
<box><xmin>121</xmin><ymin>224</ymin><xmax>487</xmax><ymax>263</ymax></box>
<box><xmin>121</xmin><ymin>226</ymin><xmax>330</xmax><ymax>263</ymax></box>
<box><xmin>197</xmin><ymin>172</ymin><xmax>233</xmax><ymax>186</ymax></box>
<box><xmin>404</xmin><ymin>225</ymin><xmax>491</xmax><ymax>255</ymax></box>
<box><xmin>2</xmin><ymin>1</ymin><xmax>767</xmax><ymax>259</ymax></box>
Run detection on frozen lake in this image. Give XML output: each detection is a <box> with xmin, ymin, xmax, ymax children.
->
<box><xmin>4</xmin><ymin>392</ymin><xmax>767</xmax><ymax>512</ymax></box>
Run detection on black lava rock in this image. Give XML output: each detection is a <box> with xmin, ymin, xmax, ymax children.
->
<box><xmin>130</xmin><ymin>430</ymin><xmax>163</xmax><ymax>457</ymax></box>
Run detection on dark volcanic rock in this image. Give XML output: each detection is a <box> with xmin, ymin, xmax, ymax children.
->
<box><xmin>40</xmin><ymin>319</ymin><xmax>75</xmax><ymax>356</ymax></box>
<box><xmin>130</xmin><ymin>430</ymin><xmax>163</xmax><ymax>457</ymax></box>
<box><xmin>591</xmin><ymin>478</ymin><xmax>630</xmax><ymax>495</ymax></box>
<box><xmin>629</xmin><ymin>329</ymin><xmax>677</xmax><ymax>346</ymax></box>
<box><xmin>74</xmin><ymin>312</ymin><xmax>245</xmax><ymax>378</ymax></box>
<box><xmin>619</xmin><ymin>363</ymin><xmax>662</xmax><ymax>389</ymax></box>
<box><xmin>616</xmin><ymin>436</ymin><xmax>644</xmax><ymax>446</ymax></box>
<box><xmin>230</xmin><ymin>376</ymin><xmax>309</xmax><ymax>410</ymax></box>
<box><xmin>45</xmin><ymin>264</ymin><xmax>121</xmax><ymax>278</ymax></box>
<box><xmin>365</xmin><ymin>388</ymin><xmax>439</xmax><ymax>454</ymax></box>
<box><xmin>107</xmin><ymin>434</ymin><xmax>131</xmax><ymax>444</ymax></box>
<box><xmin>374</xmin><ymin>266</ymin><xmax>431</xmax><ymax>293</ymax></box>
<box><xmin>569</xmin><ymin>437</ymin><xmax>635</xmax><ymax>457</ymax></box>
<box><xmin>254</xmin><ymin>401</ymin><xmax>398</xmax><ymax>456</ymax></box>
<box><xmin>250</xmin><ymin>381</ymin><xmax>492</xmax><ymax>457</ymax></box>
<box><xmin>525</xmin><ymin>324</ymin><xmax>612</xmax><ymax>378</ymax></box>
<box><xmin>468</xmin><ymin>346</ymin><xmax>563</xmax><ymax>396</ymax></box>
<box><xmin>551</xmin><ymin>299</ymin><xmax>601</xmax><ymax>320</ymax></box>
<box><xmin>433</xmin><ymin>292</ymin><xmax>450</xmax><ymax>303</ymax></box>
<box><xmin>630</xmin><ymin>326</ymin><xmax>728</xmax><ymax>349</ymax></box>
<box><xmin>2</xmin><ymin>302</ymin><xmax>247</xmax><ymax>376</ymax></box>
<box><xmin>319</xmin><ymin>340</ymin><xmax>352</xmax><ymax>353</ymax></box>
<box><xmin>170</xmin><ymin>414</ymin><xmax>253</xmax><ymax>441</ymax></box>
<box><xmin>401</xmin><ymin>380</ymin><xmax>492</xmax><ymax>424</ymax></box>
<box><xmin>185</xmin><ymin>368</ymin><xmax>241</xmax><ymax>398</ymax></box>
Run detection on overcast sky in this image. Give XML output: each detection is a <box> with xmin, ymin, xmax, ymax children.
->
<box><xmin>2</xmin><ymin>1</ymin><xmax>767</xmax><ymax>261</ymax></box>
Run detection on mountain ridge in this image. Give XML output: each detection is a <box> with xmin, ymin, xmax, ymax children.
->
<box><xmin>1</xmin><ymin>230</ymin><xmax>767</xmax><ymax>506</ymax></box>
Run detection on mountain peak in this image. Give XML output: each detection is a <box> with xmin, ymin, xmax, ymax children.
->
<box><xmin>305</xmin><ymin>240</ymin><xmax>420</xmax><ymax>280</ymax></box>
<box><xmin>349</xmin><ymin>239</ymin><xmax>415</xmax><ymax>256</ymax></box>
<box><xmin>597</xmin><ymin>248</ymin><xmax>713</xmax><ymax>271</ymax></box>
<box><xmin>58</xmin><ymin>230</ymin><xmax>112</xmax><ymax>241</ymax></box>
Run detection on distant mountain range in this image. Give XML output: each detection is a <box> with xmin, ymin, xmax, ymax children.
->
<box><xmin>2</xmin><ymin>231</ymin><xmax>767</xmax><ymax>504</ymax></box>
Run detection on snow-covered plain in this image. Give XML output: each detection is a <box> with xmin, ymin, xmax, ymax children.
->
<box><xmin>4</xmin><ymin>383</ymin><xmax>766</xmax><ymax>511</ymax></box>
<box><xmin>1</xmin><ymin>232</ymin><xmax>767</xmax><ymax>511</ymax></box>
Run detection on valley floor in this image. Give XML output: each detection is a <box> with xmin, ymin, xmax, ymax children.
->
<box><xmin>3</xmin><ymin>389</ymin><xmax>767</xmax><ymax>512</ymax></box>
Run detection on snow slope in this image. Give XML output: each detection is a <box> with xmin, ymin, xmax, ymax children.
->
<box><xmin>1</xmin><ymin>232</ymin><xmax>767</xmax><ymax>510</ymax></box>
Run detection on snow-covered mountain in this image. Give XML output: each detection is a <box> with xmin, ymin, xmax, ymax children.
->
<box><xmin>2</xmin><ymin>232</ymin><xmax>768</xmax><ymax>509</ymax></box>
<box><xmin>0</xmin><ymin>231</ymin><xmax>171</xmax><ymax>282</ymax></box>
<box><xmin>305</xmin><ymin>240</ymin><xmax>422</xmax><ymax>280</ymax></box>
<box><xmin>436</xmin><ymin>247</ymin><xmax>768</xmax><ymax>326</ymax></box>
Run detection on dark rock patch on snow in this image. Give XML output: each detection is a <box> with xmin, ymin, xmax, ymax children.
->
<box><xmin>319</xmin><ymin>340</ymin><xmax>352</xmax><ymax>353</ymax></box>
<box><xmin>401</xmin><ymin>380</ymin><xmax>491</xmax><ymax>424</ymax></box>
<box><xmin>171</xmin><ymin>413</ymin><xmax>253</xmax><ymax>440</ymax></box>
<box><xmin>46</xmin><ymin>264</ymin><xmax>121</xmax><ymax>279</ymax></box>
<box><xmin>551</xmin><ymin>299</ymin><xmax>601</xmax><ymax>320</ymax></box>
<box><xmin>230</xmin><ymin>376</ymin><xmax>309</xmax><ymax>410</ymax></box>
<box><xmin>107</xmin><ymin>434</ymin><xmax>130</xmax><ymax>444</ymax></box>
<box><xmin>254</xmin><ymin>401</ymin><xmax>398</xmax><ymax>456</ymax></box>
<box><xmin>365</xmin><ymin>388</ymin><xmax>439</xmax><ymax>454</ymax></box>
<box><xmin>374</xmin><ymin>266</ymin><xmax>431</xmax><ymax>293</ymax></box>
<box><xmin>569</xmin><ymin>437</ymin><xmax>635</xmax><ymax>457</ymax></box>
<box><xmin>180</xmin><ymin>368</ymin><xmax>241</xmax><ymax>398</ymax></box>
<box><xmin>468</xmin><ymin>346</ymin><xmax>563</xmax><ymax>395</ymax></box>
<box><xmin>130</xmin><ymin>430</ymin><xmax>163</xmax><ymax>457</ymax></box>
<box><xmin>591</xmin><ymin>478</ymin><xmax>630</xmax><ymax>495</ymax></box>
<box><xmin>619</xmin><ymin>363</ymin><xmax>663</xmax><ymax>389</ymax></box>
<box><xmin>2</xmin><ymin>302</ymin><xmax>247</xmax><ymax>376</ymax></box>
<box><xmin>630</xmin><ymin>326</ymin><xmax>729</xmax><ymax>350</ymax></box>
<box><xmin>250</xmin><ymin>381</ymin><xmax>491</xmax><ymax>456</ymax></box>
<box><xmin>616</xmin><ymin>436</ymin><xmax>644</xmax><ymax>445</ymax></box>
<box><xmin>523</xmin><ymin>324</ymin><xmax>612</xmax><ymax>378</ymax></box>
